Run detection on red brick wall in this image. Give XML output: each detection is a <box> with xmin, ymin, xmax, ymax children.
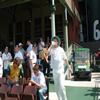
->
<box><xmin>73</xmin><ymin>0</ymin><xmax>79</xmax><ymax>13</ymax></box>
<box><xmin>67</xmin><ymin>0</ymin><xmax>80</xmax><ymax>43</ymax></box>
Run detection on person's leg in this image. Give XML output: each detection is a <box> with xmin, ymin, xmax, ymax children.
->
<box><xmin>4</xmin><ymin>69</ymin><xmax>7</xmax><ymax>81</ymax></box>
<box><xmin>53</xmin><ymin>72</ymin><xmax>61</xmax><ymax>100</ymax></box>
<box><xmin>43</xmin><ymin>60</ymin><xmax>46</xmax><ymax>76</ymax></box>
<box><xmin>29</xmin><ymin>60</ymin><xmax>33</xmax><ymax>79</ymax></box>
<box><xmin>37</xmin><ymin>87</ymin><xmax>47</xmax><ymax>100</ymax></box>
<box><xmin>59</xmin><ymin>73</ymin><xmax>67</xmax><ymax>100</ymax></box>
<box><xmin>8</xmin><ymin>81</ymin><xmax>13</xmax><ymax>88</ymax></box>
<box><xmin>47</xmin><ymin>63</ymin><xmax>50</xmax><ymax>77</ymax></box>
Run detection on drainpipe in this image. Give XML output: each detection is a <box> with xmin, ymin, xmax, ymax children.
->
<box><xmin>59</xmin><ymin>0</ymin><xmax>69</xmax><ymax>55</ymax></box>
<box><xmin>50</xmin><ymin>0</ymin><xmax>56</xmax><ymax>37</ymax></box>
<box><xmin>64</xmin><ymin>8</ymin><xmax>69</xmax><ymax>56</ymax></box>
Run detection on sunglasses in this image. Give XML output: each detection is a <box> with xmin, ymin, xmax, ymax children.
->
<box><xmin>34</xmin><ymin>71</ymin><xmax>37</xmax><ymax>74</ymax></box>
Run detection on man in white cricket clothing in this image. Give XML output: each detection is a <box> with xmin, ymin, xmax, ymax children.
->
<box><xmin>46</xmin><ymin>36</ymin><xmax>72</xmax><ymax>100</ymax></box>
<box><xmin>30</xmin><ymin>45</ymin><xmax>37</xmax><ymax>78</ymax></box>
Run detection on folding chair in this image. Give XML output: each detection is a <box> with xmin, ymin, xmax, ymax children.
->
<box><xmin>0</xmin><ymin>77</ymin><xmax>6</xmax><ymax>86</ymax></box>
<box><xmin>21</xmin><ymin>86</ymin><xmax>37</xmax><ymax>100</ymax></box>
<box><xmin>8</xmin><ymin>85</ymin><xmax>23</xmax><ymax>100</ymax></box>
<box><xmin>5</xmin><ymin>97</ymin><xmax>18</xmax><ymax>100</ymax></box>
<box><xmin>0</xmin><ymin>85</ymin><xmax>11</xmax><ymax>100</ymax></box>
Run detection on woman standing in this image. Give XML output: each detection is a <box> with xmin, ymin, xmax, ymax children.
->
<box><xmin>45</xmin><ymin>37</ymin><xmax>50</xmax><ymax>47</ymax></box>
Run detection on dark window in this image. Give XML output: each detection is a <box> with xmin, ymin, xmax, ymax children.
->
<box><xmin>24</xmin><ymin>20</ymin><xmax>31</xmax><ymax>41</ymax></box>
<box><xmin>55</xmin><ymin>14</ymin><xmax>63</xmax><ymax>40</ymax></box>
<box><xmin>9</xmin><ymin>23</ymin><xmax>13</xmax><ymax>42</ymax></box>
<box><xmin>16</xmin><ymin>22</ymin><xmax>22</xmax><ymax>33</ymax></box>
<box><xmin>34</xmin><ymin>18</ymin><xmax>42</xmax><ymax>41</ymax></box>
<box><xmin>44</xmin><ymin>16</ymin><xmax>51</xmax><ymax>29</ymax></box>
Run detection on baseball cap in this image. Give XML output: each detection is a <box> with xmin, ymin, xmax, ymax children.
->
<box><xmin>18</xmin><ymin>43</ymin><xmax>23</xmax><ymax>46</ymax></box>
<box><xmin>32</xmin><ymin>44</ymin><xmax>36</xmax><ymax>47</ymax></box>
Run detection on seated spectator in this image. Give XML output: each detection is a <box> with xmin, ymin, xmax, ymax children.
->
<box><xmin>7</xmin><ymin>57</ymin><xmax>24</xmax><ymax>87</ymax></box>
<box><xmin>28</xmin><ymin>64</ymin><xmax>47</xmax><ymax>100</ymax></box>
<box><xmin>0</xmin><ymin>52</ymin><xmax>3</xmax><ymax>77</ymax></box>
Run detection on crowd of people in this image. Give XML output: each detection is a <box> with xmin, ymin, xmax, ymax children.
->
<box><xmin>0</xmin><ymin>37</ymin><xmax>51</xmax><ymax>100</ymax></box>
<box><xmin>0</xmin><ymin>36</ymin><xmax>72</xmax><ymax>100</ymax></box>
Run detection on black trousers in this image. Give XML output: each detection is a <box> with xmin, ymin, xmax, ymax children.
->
<box><xmin>42</xmin><ymin>59</ymin><xmax>50</xmax><ymax>77</ymax></box>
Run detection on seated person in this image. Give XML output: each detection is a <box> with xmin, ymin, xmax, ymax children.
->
<box><xmin>7</xmin><ymin>57</ymin><xmax>24</xmax><ymax>87</ymax></box>
<box><xmin>28</xmin><ymin>64</ymin><xmax>47</xmax><ymax>100</ymax></box>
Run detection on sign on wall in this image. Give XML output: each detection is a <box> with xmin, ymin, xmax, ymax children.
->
<box><xmin>88</xmin><ymin>0</ymin><xmax>100</xmax><ymax>41</ymax></box>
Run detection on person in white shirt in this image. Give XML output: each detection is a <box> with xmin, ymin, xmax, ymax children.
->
<box><xmin>29</xmin><ymin>64</ymin><xmax>47</xmax><ymax>100</ymax></box>
<box><xmin>34</xmin><ymin>42</ymin><xmax>38</xmax><ymax>58</ymax></box>
<box><xmin>26</xmin><ymin>40</ymin><xmax>32</xmax><ymax>55</ymax></box>
<box><xmin>0</xmin><ymin>52</ymin><xmax>3</xmax><ymax>78</ymax></box>
<box><xmin>30</xmin><ymin>45</ymin><xmax>37</xmax><ymax>78</ymax></box>
<box><xmin>14</xmin><ymin>45</ymin><xmax>23</xmax><ymax>62</ymax></box>
<box><xmin>38</xmin><ymin>38</ymin><xmax>45</xmax><ymax>58</ymax></box>
<box><xmin>46</xmin><ymin>36</ymin><xmax>72</xmax><ymax>100</ymax></box>
<box><xmin>2</xmin><ymin>46</ymin><xmax>12</xmax><ymax>78</ymax></box>
<box><xmin>18</xmin><ymin>43</ymin><xmax>25</xmax><ymax>64</ymax></box>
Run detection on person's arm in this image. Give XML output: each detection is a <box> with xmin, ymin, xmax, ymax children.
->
<box><xmin>65</xmin><ymin>59</ymin><xmax>72</xmax><ymax>74</ymax></box>
<box><xmin>8</xmin><ymin>53</ymin><xmax>12</xmax><ymax>61</ymax></box>
<box><xmin>20</xmin><ymin>78</ymin><xmax>24</xmax><ymax>85</ymax></box>
<box><xmin>20</xmin><ymin>59</ymin><xmax>23</xmax><ymax>62</ymax></box>
<box><xmin>30</xmin><ymin>51</ymin><xmax>34</xmax><ymax>68</ymax></box>
<box><xmin>3</xmin><ymin>59</ymin><xmax>8</xmax><ymax>62</ymax></box>
<box><xmin>30</xmin><ymin>59</ymin><xmax>34</xmax><ymax>68</ymax></box>
<box><xmin>6</xmin><ymin>75</ymin><xmax>17</xmax><ymax>83</ymax></box>
<box><xmin>29</xmin><ymin>79</ymin><xmax>43</xmax><ymax>89</ymax></box>
<box><xmin>7</xmin><ymin>59</ymin><xmax>12</xmax><ymax>62</ymax></box>
<box><xmin>40</xmin><ymin>43</ymin><xmax>44</xmax><ymax>48</ymax></box>
<box><xmin>2</xmin><ymin>54</ymin><xmax>7</xmax><ymax>62</ymax></box>
<box><xmin>46</xmin><ymin>44</ymin><xmax>53</xmax><ymax>56</ymax></box>
<box><xmin>44</xmin><ymin>53</ymin><xmax>48</xmax><ymax>63</ymax></box>
<box><xmin>20</xmin><ymin>52</ymin><xmax>23</xmax><ymax>62</ymax></box>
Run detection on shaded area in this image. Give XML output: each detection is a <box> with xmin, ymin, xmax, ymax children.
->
<box><xmin>66</xmin><ymin>86</ymin><xmax>98</xmax><ymax>100</ymax></box>
<box><xmin>49</xmin><ymin>79</ymin><xmax>55</xmax><ymax>92</ymax></box>
<box><xmin>49</xmin><ymin>79</ymin><xmax>99</xmax><ymax>100</ymax></box>
<box><xmin>49</xmin><ymin>73</ymin><xmax>100</xmax><ymax>100</ymax></box>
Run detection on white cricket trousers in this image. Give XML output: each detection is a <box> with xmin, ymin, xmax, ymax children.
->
<box><xmin>53</xmin><ymin>70</ymin><xmax>67</xmax><ymax>100</ymax></box>
<box><xmin>29</xmin><ymin>60</ymin><xmax>34</xmax><ymax>79</ymax></box>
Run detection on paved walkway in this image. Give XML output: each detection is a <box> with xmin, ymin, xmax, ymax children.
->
<box><xmin>49</xmin><ymin>73</ymin><xmax>100</xmax><ymax>100</ymax></box>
